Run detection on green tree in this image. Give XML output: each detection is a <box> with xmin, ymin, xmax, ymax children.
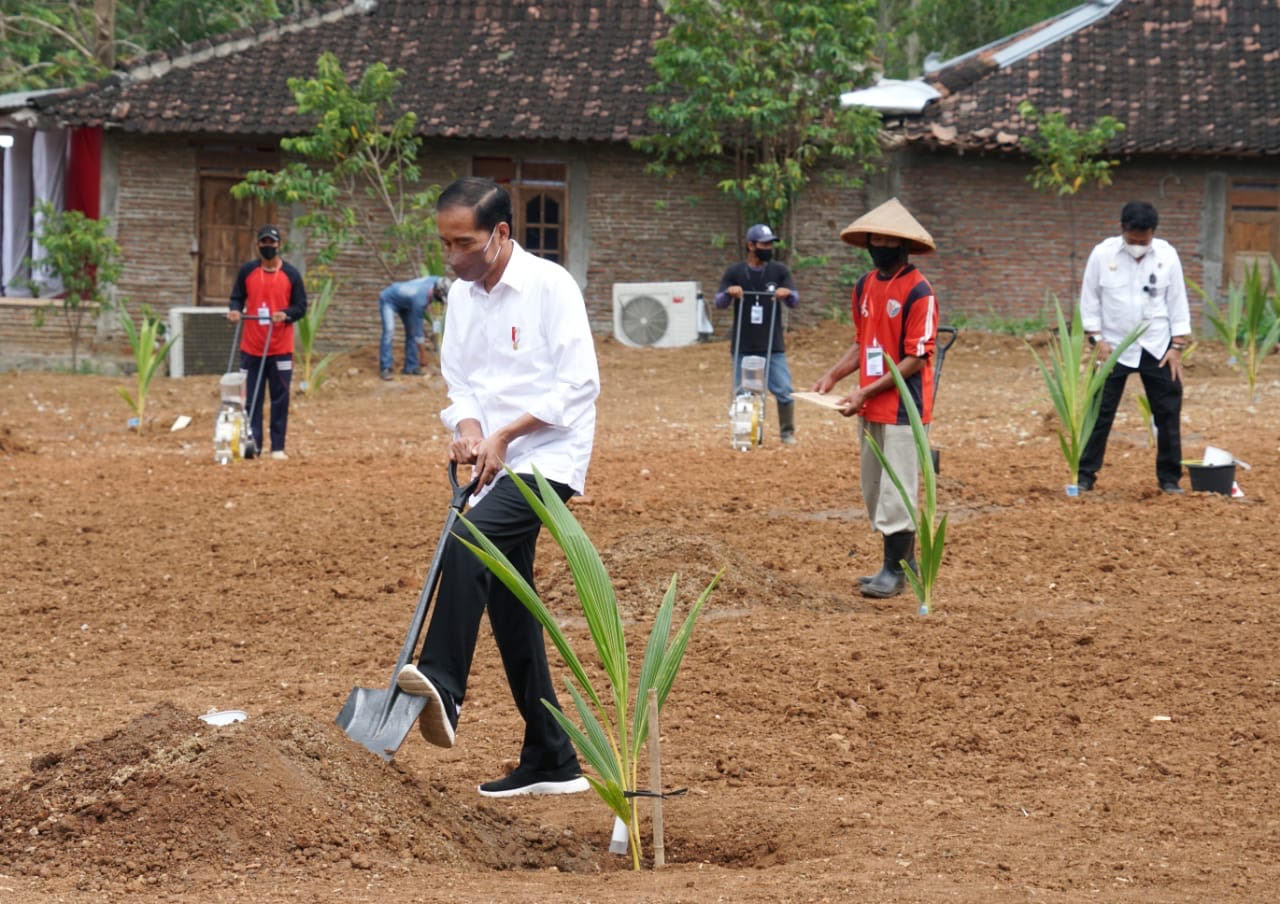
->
<box><xmin>25</xmin><ymin>200</ymin><xmax>123</xmax><ymax>371</ymax></box>
<box><xmin>0</xmin><ymin>0</ymin><xmax>309</xmax><ymax>91</ymax></box>
<box><xmin>232</xmin><ymin>51</ymin><xmax>443</xmax><ymax>282</ymax></box>
<box><xmin>637</xmin><ymin>0</ymin><xmax>884</xmax><ymax>250</ymax></box>
<box><xmin>879</xmin><ymin>0</ymin><xmax>1080</xmax><ymax>78</ymax></box>
<box><xmin>1018</xmin><ymin>100</ymin><xmax>1124</xmax><ymax>291</ymax></box>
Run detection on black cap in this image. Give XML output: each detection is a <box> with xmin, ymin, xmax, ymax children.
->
<box><xmin>257</xmin><ymin>224</ymin><xmax>281</xmax><ymax>241</ymax></box>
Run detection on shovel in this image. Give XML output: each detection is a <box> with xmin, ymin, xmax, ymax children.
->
<box><xmin>929</xmin><ymin>326</ymin><xmax>958</xmax><ymax>474</ymax></box>
<box><xmin>336</xmin><ymin>461</ymin><xmax>479</xmax><ymax>760</ymax></box>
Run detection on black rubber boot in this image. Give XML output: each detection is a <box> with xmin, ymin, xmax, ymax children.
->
<box><xmin>861</xmin><ymin>531</ymin><xmax>916</xmax><ymax>598</ymax></box>
<box><xmin>858</xmin><ymin>532</ymin><xmax>917</xmax><ymax>587</ymax></box>
<box><xmin>778</xmin><ymin>400</ymin><xmax>797</xmax><ymax>445</ymax></box>
<box><xmin>858</xmin><ymin>538</ymin><xmax>894</xmax><ymax>587</ymax></box>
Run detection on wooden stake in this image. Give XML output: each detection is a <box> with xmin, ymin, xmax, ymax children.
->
<box><xmin>647</xmin><ymin>687</ymin><xmax>664</xmax><ymax>868</ymax></box>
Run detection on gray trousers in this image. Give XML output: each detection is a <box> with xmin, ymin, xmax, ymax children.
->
<box><xmin>859</xmin><ymin>419</ymin><xmax>925</xmax><ymax>535</ymax></box>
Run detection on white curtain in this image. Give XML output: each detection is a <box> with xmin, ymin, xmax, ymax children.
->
<box><xmin>1</xmin><ymin>127</ymin><xmax>33</xmax><ymax>297</ymax></box>
<box><xmin>31</xmin><ymin>128</ymin><xmax>68</xmax><ymax>296</ymax></box>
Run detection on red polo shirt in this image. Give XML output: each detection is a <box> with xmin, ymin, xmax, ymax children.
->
<box><xmin>851</xmin><ymin>264</ymin><xmax>938</xmax><ymax>425</ymax></box>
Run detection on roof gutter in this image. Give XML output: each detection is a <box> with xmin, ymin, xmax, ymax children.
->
<box><xmin>839</xmin><ymin>0</ymin><xmax>1123</xmax><ymax>115</ymax></box>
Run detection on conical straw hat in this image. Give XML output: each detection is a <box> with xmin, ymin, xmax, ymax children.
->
<box><xmin>840</xmin><ymin>197</ymin><xmax>936</xmax><ymax>254</ymax></box>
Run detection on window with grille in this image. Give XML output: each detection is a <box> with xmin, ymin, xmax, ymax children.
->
<box><xmin>473</xmin><ymin>158</ymin><xmax>567</xmax><ymax>265</ymax></box>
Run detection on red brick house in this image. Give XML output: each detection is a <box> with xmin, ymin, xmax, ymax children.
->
<box><xmin>846</xmin><ymin>0</ymin><xmax>1280</xmax><ymax>323</ymax></box>
<box><xmin>1</xmin><ymin>0</ymin><xmax>866</xmax><ymax>369</ymax></box>
<box><xmin>6</xmin><ymin>0</ymin><xmax>1275</xmax><ymax>369</ymax></box>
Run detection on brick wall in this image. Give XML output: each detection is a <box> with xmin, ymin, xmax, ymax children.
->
<box><xmin>0</xmin><ymin>136</ymin><xmax>198</xmax><ymax>371</ymax></box>
<box><xmin>1</xmin><ymin>136</ymin><xmax>1244</xmax><ymax>369</ymax></box>
<box><xmin>893</xmin><ymin>150</ymin><xmax>1212</xmax><ymax>325</ymax></box>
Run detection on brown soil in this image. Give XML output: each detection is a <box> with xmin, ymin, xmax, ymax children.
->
<box><xmin>2</xmin><ymin>326</ymin><xmax>1277</xmax><ymax>902</ymax></box>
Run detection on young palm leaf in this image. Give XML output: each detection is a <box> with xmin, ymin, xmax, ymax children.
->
<box><xmin>455</xmin><ymin>467</ymin><xmax>720</xmax><ymax>869</ymax></box>
<box><xmin>862</xmin><ymin>356</ymin><xmax>945</xmax><ymax>614</ymax></box>
<box><xmin>117</xmin><ymin>303</ymin><xmax>179</xmax><ymax>433</ymax></box>
<box><xmin>1028</xmin><ymin>299</ymin><xmax>1143</xmax><ymax>485</ymax></box>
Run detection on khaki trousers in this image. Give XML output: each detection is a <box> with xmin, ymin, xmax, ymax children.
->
<box><xmin>859</xmin><ymin>419</ymin><xmax>926</xmax><ymax>535</ymax></box>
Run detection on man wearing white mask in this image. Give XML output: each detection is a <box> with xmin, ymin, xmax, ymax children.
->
<box><xmin>395</xmin><ymin>177</ymin><xmax>600</xmax><ymax>798</ymax></box>
<box><xmin>1078</xmin><ymin>201</ymin><xmax>1192</xmax><ymax>494</ymax></box>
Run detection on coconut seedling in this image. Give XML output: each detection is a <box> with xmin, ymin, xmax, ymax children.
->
<box><xmin>295</xmin><ymin>275</ymin><xmax>339</xmax><ymax>393</ymax></box>
<box><xmin>457</xmin><ymin>467</ymin><xmax>720</xmax><ymax>869</ymax></box>
<box><xmin>117</xmin><ymin>303</ymin><xmax>179</xmax><ymax>433</ymax></box>
<box><xmin>1193</xmin><ymin>261</ymin><xmax>1280</xmax><ymax>403</ymax></box>
<box><xmin>1029</xmin><ymin>299</ymin><xmax>1143</xmax><ymax>493</ymax></box>
<box><xmin>862</xmin><ymin>356</ymin><xmax>946</xmax><ymax>616</ymax></box>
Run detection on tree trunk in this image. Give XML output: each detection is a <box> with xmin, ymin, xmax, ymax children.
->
<box><xmin>93</xmin><ymin>0</ymin><xmax>116</xmax><ymax>69</ymax></box>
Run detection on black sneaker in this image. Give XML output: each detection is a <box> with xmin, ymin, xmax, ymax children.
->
<box><xmin>396</xmin><ymin>665</ymin><xmax>458</xmax><ymax>748</ymax></box>
<box><xmin>478</xmin><ymin>763</ymin><xmax>590</xmax><ymax>798</ymax></box>
<box><xmin>1077</xmin><ymin>475</ymin><xmax>1095</xmax><ymax>492</ymax></box>
<box><xmin>380</xmin><ymin>369</ymin><xmax>394</xmax><ymax>381</ymax></box>
<box><xmin>1161</xmin><ymin>482</ymin><xmax>1184</xmax><ymax>495</ymax></box>
<box><xmin>403</xmin><ymin>367</ymin><xmax>421</xmax><ymax>376</ymax></box>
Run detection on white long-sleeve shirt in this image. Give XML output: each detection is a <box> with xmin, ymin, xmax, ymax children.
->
<box><xmin>440</xmin><ymin>241</ymin><xmax>600</xmax><ymax>498</ymax></box>
<box><xmin>1079</xmin><ymin>235</ymin><xmax>1191</xmax><ymax>368</ymax></box>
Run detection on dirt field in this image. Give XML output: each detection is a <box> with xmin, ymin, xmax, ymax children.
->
<box><xmin>2</xmin><ymin>324</ymin><xmax>1277</xmax><ymax>903</ymax></box>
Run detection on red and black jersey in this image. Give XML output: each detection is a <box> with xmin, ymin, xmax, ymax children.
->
<box><xmin>229</xmin><ymin>260</ymin><xmax>307</xmax><ymax>357</ymax></box>
<box><xmin>851</xmin><ymin>264</ymin><xmax>938</xmax><ymax>425</ymax></box>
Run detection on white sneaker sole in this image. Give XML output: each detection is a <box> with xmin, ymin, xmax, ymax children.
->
<box><xmin>477</xmin><ymin>776</ymin><xmax>590</xmax><ymax>799</ymax></box>
<box><xmin>395</xmin><ymin>665</ymin><xmax>456</xmax><ymax>749</ymax></box>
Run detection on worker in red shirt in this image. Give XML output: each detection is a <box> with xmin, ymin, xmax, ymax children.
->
<box><xmin>226</xmin><ymin>225</ymin><xmax>308</xmax><ymax>460</ymax></box>
<box><xmin>813</xmin><ymin>199</ymin><xmax>938</xmax><ymax>599</ymax></box>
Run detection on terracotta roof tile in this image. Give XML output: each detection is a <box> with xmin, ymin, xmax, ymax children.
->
<box><xmin>38</xmin><ymin>0</ymin><xmax>669</xmax><ymax>144</ymax></box>
<box><xmin>904</xmin><ymin>0</ymin><xmax>1280</xmax><ymax>157</ymax></box>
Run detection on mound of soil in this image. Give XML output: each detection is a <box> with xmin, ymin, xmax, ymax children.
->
<box><xmin>0</xmin><ymin>704</ymin><xmax>600</xmax><ymax>893</ymax></box>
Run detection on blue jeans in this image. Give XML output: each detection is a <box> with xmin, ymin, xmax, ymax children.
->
<box><xmin>732</xmin><ymin>351</ymin><xmax>793</xmax><ymax>404</ymax></box>
<box><xmin>379</xmin><ymin>276</ymin><xmax>440</xmax><ymax>372</ymax></box>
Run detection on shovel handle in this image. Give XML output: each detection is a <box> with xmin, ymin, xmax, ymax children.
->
<box><xmin>448</xmin><ymin>460</ymin><xmax>481</xmax><ymax>509</ymax></box>
<box><xmin>937</xmin><ymin>326</ymin><xmax>958</xmax><ymax>354</ymax></box>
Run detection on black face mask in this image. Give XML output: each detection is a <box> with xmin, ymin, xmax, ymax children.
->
<box><xmin>754</xmin><ymin>248</ymin><xmax>773</xmax><ymax>263</ymax></box>
<box><xmin>868</xmin><ymin>244</ymin><xmax>904</xmax><ymax>272</ymax></box>
<box><xmin>258</xmin><ymin>245</ymin><xmax>278</xmax><ymax>260</ymax></box>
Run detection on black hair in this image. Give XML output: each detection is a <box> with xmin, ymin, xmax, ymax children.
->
<box><xmin>437</xmin><ymin>177</ymin><xmax>513</xmax><ymax>232</ymax></box>
<box><xmin>1120</xmin><ymin>201</ymin><xmax>1159</xmax><ymax>232</ymax></box>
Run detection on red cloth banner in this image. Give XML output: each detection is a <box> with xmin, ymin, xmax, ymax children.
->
<box><xmin>66</xmin><ymin>126</ymin><xmax>102</xmax><ymax>220</ymax></box>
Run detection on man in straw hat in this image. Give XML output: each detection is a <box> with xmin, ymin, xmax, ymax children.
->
<box><xmin>813</xmin><ymin>198</ymin><xmax>939</xmax><ymax>599</ymax></box>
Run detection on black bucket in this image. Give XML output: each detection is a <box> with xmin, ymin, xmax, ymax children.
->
<box><xmin>1186</xmin><ymin>462</ymin><xmax>1235</xmax><ymax>495</ymax></box>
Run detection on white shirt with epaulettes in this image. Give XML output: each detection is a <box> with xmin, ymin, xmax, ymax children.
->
<box><xmin>1079</xmin><ymin>235</ymin><xmax>1192</xmax><ymax>369</ymax></box>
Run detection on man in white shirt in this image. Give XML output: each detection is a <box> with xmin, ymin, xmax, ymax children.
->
<box><xmin>1078</xmin><ymin>201</ymin><xmax>1192</xmax><ymax>494</ymax></box>
<box><xmin>396</xmin><ymin>178</ymin><xmax>600</xmax><ymax>798</ymax></box>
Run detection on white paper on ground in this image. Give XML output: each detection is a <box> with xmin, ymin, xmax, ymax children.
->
<box><xmin>171</xmin><ymin>415</ymin><xmax>192</xmax><ymax>432</ymax></box>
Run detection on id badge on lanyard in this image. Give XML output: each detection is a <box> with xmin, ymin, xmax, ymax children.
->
<box><xmin>750</xmin><ymin>301</ymin><xmax>764</xmax><ymax>325</ymax></box>
<box><xmin>865</xmin><ymin>343</ymin><xmax>884</xmax><ymax>377</ymax></box>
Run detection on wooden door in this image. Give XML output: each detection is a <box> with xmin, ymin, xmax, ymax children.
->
<box><xmin>1225</xmin><ymin>180</ymin><xmax>1280</xmax><ymax>289</ymax></box>
<box><xmin>197</xmin><ymin>176</ymin><xmax>274</xmax><ymax>306</ymax></box>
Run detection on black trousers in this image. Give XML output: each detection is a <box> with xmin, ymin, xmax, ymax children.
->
<box><xmin>418</xmin><ymin>474</ymin><xmax>579</xmax><ymax>773</ymax></box>
<box><xmin>242</xmin><ymin>351</ymin><xmax>292</xmax><ymax>453</ymax></box>
<box><xmin>1079</xmin><ymin>346</ymin><xmax>1183</xmax><ymax>487</ymax></box>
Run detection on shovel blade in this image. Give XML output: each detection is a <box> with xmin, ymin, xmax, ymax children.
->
<box><xmin>335</xmin><ymin>685</ymin><xmax>427</xmax><ymax>761</ymax></box>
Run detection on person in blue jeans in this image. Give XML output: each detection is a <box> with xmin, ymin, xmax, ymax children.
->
<box><xmin>715</xmin><ymin>223</ymin><xmax>800</xmax><ymax>444</ymax></box>
<box><xmin>379</xmin><ymin>275</ymin><xmax>447</xmax><ymax>379</ymax></box>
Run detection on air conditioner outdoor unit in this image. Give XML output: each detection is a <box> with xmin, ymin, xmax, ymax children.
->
<box><xmin>167</xmin><ymin>306</ymin><xmax>238</xmax><ymax>378</ymax></box>
<box><xmin>612</xmin><ymin>281</ymin><xmax>702</xmax><ymax>348</ymax></box>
